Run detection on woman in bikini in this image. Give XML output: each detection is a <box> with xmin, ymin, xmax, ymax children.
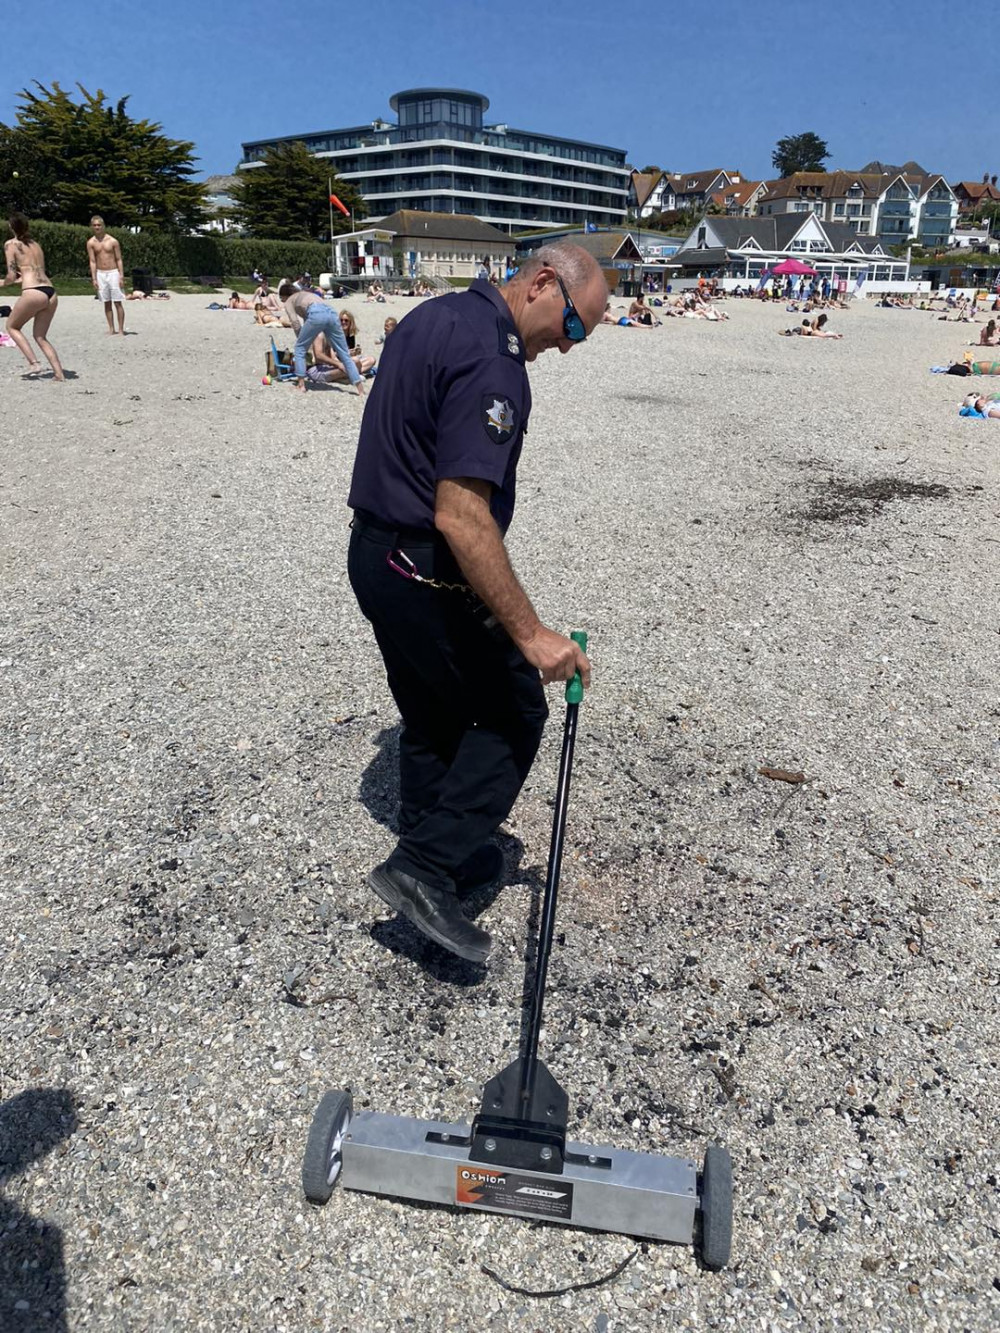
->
<box><xmin>3</xmin><ymin>214</ymin><xmax>65</xmax><ymax>380</ymax></box>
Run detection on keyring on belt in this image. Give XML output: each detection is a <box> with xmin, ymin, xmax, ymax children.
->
<box><xmin>386</xmin><ymin>548</ymin><xmax>471</xmax><ymax>594</ymax></box>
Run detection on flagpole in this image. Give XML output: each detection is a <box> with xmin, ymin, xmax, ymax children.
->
<box><xmin>334</xmin><ymin>177</ymin><xmax>344</xmax><ymax>278</ymax></box>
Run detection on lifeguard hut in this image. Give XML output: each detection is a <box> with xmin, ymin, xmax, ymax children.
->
<box><xmin>325</xmin><ymin>228</ymin><xmax>397</xmax><ymax>289</ymax></box>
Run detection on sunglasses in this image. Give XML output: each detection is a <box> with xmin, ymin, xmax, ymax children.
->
<box><xmin>554</xmin><ymin>272</ymin><xmax>587</xmax><ymax>343</ymax></box>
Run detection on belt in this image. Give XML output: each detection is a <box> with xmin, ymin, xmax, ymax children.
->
<box><xmin>351</xmin><ymin>509</ymin><xmax>438</xmax><ymax>542</ymax></box>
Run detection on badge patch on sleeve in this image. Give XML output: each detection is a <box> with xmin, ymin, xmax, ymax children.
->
<box><xmin>482</xmin><ymin>394</ymin><xmax>518</xmax><ymax>442</ymax></box>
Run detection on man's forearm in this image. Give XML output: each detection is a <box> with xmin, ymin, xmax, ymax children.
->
<box><xmin>437</xmin><ymin>509</ymin><xmax>540</xmax><ymax>647</ymax></box>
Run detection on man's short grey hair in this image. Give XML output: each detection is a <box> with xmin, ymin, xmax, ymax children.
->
<box><xmin>513</xmin><ymin>241</ymin><xmax>603</xmax><ymax>292</ymax></box>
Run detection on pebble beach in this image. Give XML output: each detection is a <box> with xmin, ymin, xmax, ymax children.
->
<box><xmin>1</xmin><ymin>290</ymin><xmax>998</xmax><ymax>1331</ymax></box>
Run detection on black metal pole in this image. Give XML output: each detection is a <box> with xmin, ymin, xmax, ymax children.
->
<box><xmin>519</xmin><ymin>698</ymin><xmax>579</xmax><ymax>1106</ymax></box>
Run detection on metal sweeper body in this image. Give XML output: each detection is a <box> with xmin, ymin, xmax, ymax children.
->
<box><xmin>302</xmin><ymin>633</ymin><xmax>734</xmax><ymax>1269</ymax></box>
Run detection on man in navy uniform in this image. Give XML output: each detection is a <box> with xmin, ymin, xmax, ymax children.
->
<box><xmin>348</xmin><ymin>242</ymin><xmax>607</xmax><ymax>965</ymax></box>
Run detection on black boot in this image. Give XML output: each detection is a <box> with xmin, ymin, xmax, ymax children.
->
<box><xmin>368</xmin><ymin>863</ymin><xmax>493</xmax><ymax>964</ymax></box>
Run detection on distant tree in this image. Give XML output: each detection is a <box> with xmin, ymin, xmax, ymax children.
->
<box><xmin>636</xmin><ymin>210</ymin><xmax>670</xmax><ymax>232</ymax></box>
<box><xmin>231</xmin><ymin>142</ymin><xmax>365</xmax><ymax>242</ymax></box>
<box><xmin>639</xmin><ymin>165</ymin><xmax>663</xmax><ymax>175</ymax></box>
<box><xmin>771</xmin><ymin>132</ymin><xmax>830</xmax><ymax>177</ymax></box>
<box><xmin>0</xmin><ymin>125</ymin><xmax>58</xmax><ymax>217</ymax></box>
<box><xmin>4</xmin><ymin>82</ymin><xmax>206</xmax><ymax>230</ymax></box>
<box><xmin>638</xmin><ymin>207</ymin><xmax>701</xmax><ymax>234</ymax></box>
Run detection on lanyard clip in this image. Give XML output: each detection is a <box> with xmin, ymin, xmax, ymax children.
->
<box><xmin>387</xmin><ymin>548</ymin><xmax>422</xmax><ymax>581</ymax></box>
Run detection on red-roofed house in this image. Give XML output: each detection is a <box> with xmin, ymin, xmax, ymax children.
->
<box><xmin>631</xmin><ymin>168</ymin><xmax>745</xmax><ymax>217</ymax></box>
<box><xmin>952</xmin><ymin>180</ymin><xmax>1000</xmax><ymax>214</ymax></box>
<box><xmin>707</xmin><ymin>181</ymin><xmax>766</xmax><ymax>217</ymax></box>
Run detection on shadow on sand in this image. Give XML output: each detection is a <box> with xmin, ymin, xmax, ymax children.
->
<box><xmin>0</xmin><ymin>1087</ymin><xmax>77</xmax><ymax>1332</ymax></box>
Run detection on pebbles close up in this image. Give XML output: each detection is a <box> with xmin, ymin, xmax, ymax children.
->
<box><xmin>1</xmin><ymin>292</ymin><xmax>998</xmax><ymax>1332</ymax></box>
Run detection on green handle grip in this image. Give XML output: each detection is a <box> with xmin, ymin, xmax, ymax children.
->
<box><xmin>565</xmin><ymin>630</ymin><xmax>588</xmax><ymax>704</ymax></box>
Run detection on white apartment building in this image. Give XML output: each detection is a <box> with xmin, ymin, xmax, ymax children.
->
<box><xmin>758</xmin><ymin>170</ymin><xmax>957</xmax><ymax>248</ymax></box>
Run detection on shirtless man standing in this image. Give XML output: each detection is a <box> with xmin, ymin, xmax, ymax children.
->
<box><xmin>86</xmin><ymin>216</ymin><xmax>126</xmax><ymax>334</ymax></box>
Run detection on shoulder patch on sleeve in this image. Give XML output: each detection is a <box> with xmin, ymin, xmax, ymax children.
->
<box><xmin>481</xmin><ymin>394</ymin><xmax>519</xmax><ymax>443</ymax></box>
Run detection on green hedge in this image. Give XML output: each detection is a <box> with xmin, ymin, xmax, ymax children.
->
<box><xmin>28</xmin><ymin>220</ymin><xmax>331</xmax><ymax>281</ymax></box>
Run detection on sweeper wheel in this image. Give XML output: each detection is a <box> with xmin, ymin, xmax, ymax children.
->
<box><xmin>699</xmin><ymin>1144</ymin><xmax>733</xmax><ymax>1270</ymax></box>
<box><xmin>302</xmin><ymin>1089</ymin><xmax>353</xmax><ymax>1205</ymax></box>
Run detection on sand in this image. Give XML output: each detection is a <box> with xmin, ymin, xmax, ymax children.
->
<box><xmin>1</xmin><ymin>289</ymin><xmax>998</xmax><ymax>1331</ymax></box>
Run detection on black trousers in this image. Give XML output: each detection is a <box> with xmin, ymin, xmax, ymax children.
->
<box><xmin>348</xmin><ymin>517</ymin><xmax>548</xmax><ymax>890</ymax></box>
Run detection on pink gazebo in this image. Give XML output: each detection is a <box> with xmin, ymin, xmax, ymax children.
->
<box><xmin>770</xmin><ymin>257</ymin><xmax>818</xmax><ymax>276</ymax></box>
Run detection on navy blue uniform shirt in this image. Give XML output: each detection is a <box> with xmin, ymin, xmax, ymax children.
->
<box><xmin>348</xmin><ymin>280</ymin><xmax>531</xmax><ymax>534</ymax></box>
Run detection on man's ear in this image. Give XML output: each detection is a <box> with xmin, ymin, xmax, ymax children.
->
<box><xmin>527</xmin><ymin>265</ymin><xmax>554</xmax><ymax>300</ymax></box>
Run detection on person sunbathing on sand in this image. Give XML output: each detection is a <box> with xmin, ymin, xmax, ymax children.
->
<box><xmin>628</xmin><ymin>293</ymin><xmax>659</xmax><ymax>326</ymax></box>
<box><xmin>974</xmin><ymin>319</ymin><xmax>998</xmax><ymax>347</ymax></box>
<box><xmin>809</xmin><ymin>313</ymin><xmax>843</xmax><ymax>338</ymax></box>
<box><xmin>227</xmin><ymin>292</ymin><xmax>253</xmax><ymax>310</ymax></box>
<box><xmin>959</xmin><ymin>392</ymin><xmax>1000</xmax><ymax>418</ymax></box>
<box><xmin>779</xmin><ymin>316</ymin><xmax>842</xmax><ymax>339</ymax></box>
<box><xmin>682</xmin><ymin>294</ymin><xmax>726</xmax><ymax>320</ymax></box>
<box><xmin>253</xmin><ymin>282</ymin><xmax>283</xmax><ymax>316</ymax></box>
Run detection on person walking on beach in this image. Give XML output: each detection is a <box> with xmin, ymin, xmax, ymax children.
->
<box><xmin>347</xmin><ymin>241</ymin><xmax>604</xmax><ymax>964</ymax></box>
<box><xmin>87</xmin><ymin>217</ymin><xmax>126</xmax><ymax>335</ymax></box>
<box><xmin>2</xmin><ymin>214</ymin><xmax>65</xmax><ymax>381</ymax></box>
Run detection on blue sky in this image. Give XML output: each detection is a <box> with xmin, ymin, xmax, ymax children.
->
<box><xmin>5</xmin><ymin>0</ymin><xmax>991</xmax><ymax>185</ymax></box>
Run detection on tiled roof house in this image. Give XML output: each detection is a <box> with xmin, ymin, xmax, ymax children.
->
<box><xmin>952</xmin><ymin>180</ymin><xmax>1000</xmax><ymax>212</ymax></box>
<box><xmin>758</xmin><ymin>170</ymin><xmax>956</xmax><ymax>248</ymax></box>
<box><xmin>632</xmin><ymin>168</ymin><xmax>744</xmax><ymax>216</ymax></box>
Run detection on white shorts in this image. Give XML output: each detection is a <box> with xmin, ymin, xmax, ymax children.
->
<box><xmin>97</xmin><ymin>269</ymin><xmax>125</xmax><ymax>302</ymax></box>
